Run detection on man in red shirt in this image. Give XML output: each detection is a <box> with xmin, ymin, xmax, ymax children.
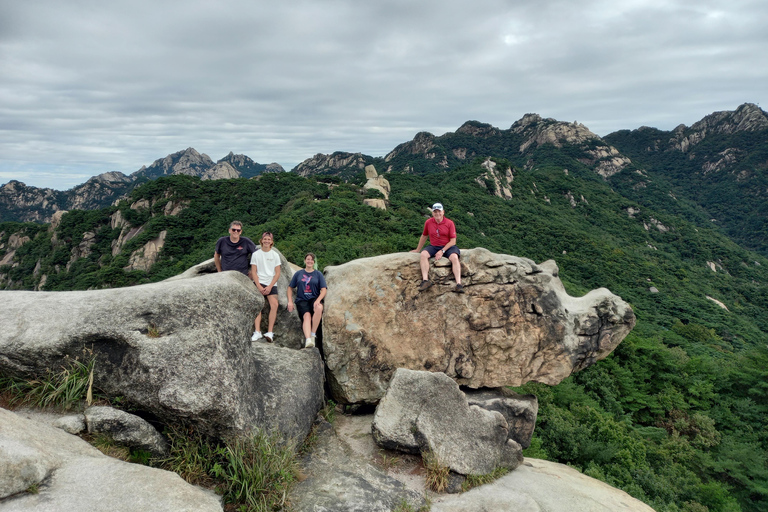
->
<box><xmin>411</xmin><ymin>203</ymin><xmax>463</xmax><ymax>293</ymax></box>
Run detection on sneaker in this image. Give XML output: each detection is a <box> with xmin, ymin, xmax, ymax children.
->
<box><xmin>251</xmin><ymin>331</ymin><xmax>263</xmax><ymax>342</ymax></box>
<box><xmin>418</xmin><ymin>279</ymin><xmax>433</xmax><ymax>292</ymax></box>
<box><xmin>264</xmin><ymin>332</ymin><xmax>274</xmax><ymax>342</ymax></box>
<box><xmin>305</xmin><ymin>338</ymin><xmax>315</xmax><ymax>349</ymax></box>
<box><xmin>454</xmin><ymin>283</ymin><xmax>465</xmax><ymax>293</ymax></box>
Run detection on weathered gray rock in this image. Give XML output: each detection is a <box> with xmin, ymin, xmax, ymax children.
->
<box><xmin>12</xmin><ymin>409</ymin><xmax>85</xmax><ymax>436</ymax></box>
<box><xmin>0</xmin><ymin>271</ymin><xmax>324</xmax><ymax>440</ymax></box>
<box><xmin>84</xmin><ymin>406</ymin><xmax>168</xmax><ymax>456</ymax></box>
<box><xmin>0</xmin><ymin>408</ymin><xmax>223</xmax><ymax>511</ymax></box>
<box><xmin>464</xmin><ymin>388</ymin><xmax>538</xmax><ymax>449</ymax></box>
<box><xmin>323</xmin><ymin>248</ymin><xmax>635</xmax><ymax>404</ymax></box>
<box><xmin>249</xmin><ymin>343</ymin><xmax>326</xmax><ymax>442</ymax></box>
<box><xmin>372</xmin><ymin>369</ymin><xmax>523</xmax><ymax>476</ymax></box>
<box><xmin>290</xmin><ymin>419</ymin><xmax>426</xmax><ymax>512</ymax></box>
<box><xmin>168</xmin><ymin>250</ymin><xmax>304</xmax><ymax>349</ymax></box>
<box><xmin>431</xmin><ymin>458</ymin><xmax>656</xmax><ymax>512</ymax></box>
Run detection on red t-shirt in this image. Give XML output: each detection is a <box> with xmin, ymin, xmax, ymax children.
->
<box><xmin>422</xmin><ymin>217</ymin><xmax>456</xmax><ymax>247</ymax></box>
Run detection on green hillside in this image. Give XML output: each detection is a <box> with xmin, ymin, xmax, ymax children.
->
<box><xmin>2</xmin><ymin>156</ymin><xmax>767</xmax><ymax>511</ymax></box>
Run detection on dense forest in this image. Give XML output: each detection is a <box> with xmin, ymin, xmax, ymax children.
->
<box><xmin>2</xmin><ymin>157</ymin><xmax>767</xmax><ymax>511</ymax></box>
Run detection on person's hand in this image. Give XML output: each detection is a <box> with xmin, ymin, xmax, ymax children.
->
<box><xmin>263</xmin><ymin>285</ymin><xmax>272</xmax><ymax>296</ymax></box>
<box><xmin>436</xmin><ymin>249</ymin><xmax>444</xmax><ymax>260</ymax></box>
<box><xmin>287</xmin><ymin>303</ymin><xmax>294</xmax><ymax>312</ymax></box>
<box><xmin>410</xmin><ymin>249</ymin><xmax>420</xmax><ymax>253</ymax></box>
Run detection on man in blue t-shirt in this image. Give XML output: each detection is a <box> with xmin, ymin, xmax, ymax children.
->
<box><xmin>214</xmin><ymin>220</ymin><xmax>257</xmax><ymax>275</ymax></box>
<box><xmin>288</xmin><ymin>253</ymin><xmax>327</xmax><ymax>349</ymax></box>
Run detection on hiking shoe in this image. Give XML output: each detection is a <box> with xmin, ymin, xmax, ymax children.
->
<box><xmin>454</xmin><ymin>284</ymin><xmax>465</xmax><ymax>293</ymax></box>
<box><xmin>418</xmin><ymin>279</ymin><xmax>433</xmax><ymax>292</ymax></box>
<box><xmin>251</xmin><ymin>331</ymin><xmax>263</xmax><ymax>342</ymax></box>
<box><xmin>305</xmin><ymin>337</ymin><xmax>315</xmax><ymax>349</ymax></box>
<box><xmin>264</xmin><ymin>332</ymin><xmax>274</xmax><ymax>342</ymax></box>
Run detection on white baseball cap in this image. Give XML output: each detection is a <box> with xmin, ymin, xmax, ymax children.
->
<box><xmin>431</xmin><ymin>203</ymin><xmax>444</xmax><ymax>211</ymax></box>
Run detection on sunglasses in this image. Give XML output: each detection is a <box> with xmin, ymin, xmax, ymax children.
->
<box><xmin>230</xmin><ymin>228</ymin><xmax>241</xmax><ymax>232</ymax></box>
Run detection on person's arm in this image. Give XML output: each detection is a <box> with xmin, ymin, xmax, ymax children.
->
<box><xmin>214</xmin><ymin>252</ymin><xmax>222</xmax><ymax>272</ymax></box>
<box><xmin>411</xmin><ymin>234</ymin><xmax>429</xmax><ymax>253</ymax></box>
<box><xmin>436</xmin><ymin>237</ymin><xmax>457</xmax><ymax>260</ymax></box>
<box><xmin>265</xmin><ymin>264</ymin><xmax>280</xmax><ymax>294</ymax></box>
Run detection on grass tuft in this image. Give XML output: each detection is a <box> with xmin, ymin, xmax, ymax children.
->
<box><xmin>155</xmin><ymin>424</ymin><xmax>300</xmax><ymax>511</ymax></box>
<box><xmin>0</xmin><ymin>353</ymin><xmax>97</xmax><ymax>410</ymax></box>
<box><xmin>461</xmin><ymin>466</ymin><xmax>510</xmax><ymax>492</ymax></box>
<box><xmin>422</xmin><ymin>450</ymin><xmax>450</xmax><ymax>493</ymax></box>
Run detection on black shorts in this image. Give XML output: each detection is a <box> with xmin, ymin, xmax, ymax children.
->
<box><xmin>258</xmin><ymin>283</ymin><xmax>278</xmax><ymax>296</ymax></box>
<box><xmin>424</xmin><ymin>245</ymin><xmax>460</xmax><ymax>259</ymax></box>
<box><xmin>296</xmin><ymin>297</ymin><xmax>322</xmax><ymax>317</ymax></box>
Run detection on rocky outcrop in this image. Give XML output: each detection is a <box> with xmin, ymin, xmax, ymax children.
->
<box><xmin>218</xmin><ymin>152</ymin><xmax>285</xmax><ymax>178</ymax></box>
<box><xmin>475</xmin><ymin>158</ymin><xmax>513</xmax><ymax>200</ymax></box>
<box><xmin>168</xmin><ymin>251</ymin><xmax>304</xmax><ymax>349</ymax></box>
<box><xmin>0</xmin><ymin>271</ymin><xmax>324</xmax><ymax>440</ymax></box>
<box><xmin>200</xmin><ymin>161</ymin><xmax>239</xmax><ymax>180</ymax></box>
<box><xmin>512</xmin><ymin>114</ymin><xmax>597</xmax><ymax>153</ymax></box>
<box><xmin>125</xmin><ymin>230</ymin><xmax>167</xmax><ymax>271</ymax></box>
<box><xmin>372</xmin><ymin>369</ymin><xmax>523</xmax><ymax>475</ymax></box>
<box><xmin>363</xmin><ymin>165</ymin><xmax>391</xmax><ymax>200</ymax></box>
<box><xmin>0</xmin><ymin>408</ymin><xmax>223</xmax><ymax>511</ymax></box>
<box><xmin>132</xmin><ymin>148</ymin><xmax>215</xmax><ymax>180</ymax></box>
<box><xmin>293</xmin><ymin>152</ymin><xmax>368</xmax><ymax>177</ymax></box>
<box><xmin>385</xmin><ymin>132</ymin><xmax>438</xmax><ymax>162</ymax></box>
<box><xmin>670</xmin><ymin>103</ymin><xmax>768</xmax><ymax>153</ymax></box>
<box><xmin>322</xmin><ymin>248</ymin><xmax>635</xmax><ymax>404</ymax></box>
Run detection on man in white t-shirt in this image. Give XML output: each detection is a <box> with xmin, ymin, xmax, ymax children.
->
<box><xmin>250</xmin><ymin>232</ymin><xmax>282</xmax><ymax>342</ymax></box>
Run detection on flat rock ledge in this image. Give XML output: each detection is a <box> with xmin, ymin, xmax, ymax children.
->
<box><xmin>323</xmin><ymin>248</ymin><xmax>636</xmax><ymax>404</ymax></box>
<box><xmin>0</xmin><ymin>408</ymin><xmax>222</xmax><ymax>511</ymax></box>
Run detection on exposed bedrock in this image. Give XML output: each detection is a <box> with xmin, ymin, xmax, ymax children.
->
<box><xmin>322</xmin><ymin>248</ymin><xmax>635</xmax><ymax>404</ymax></box>
<box><xmin>0</xmin><ymin>271</ymin><xmax>324</xmax><ymax>441</ymax></box>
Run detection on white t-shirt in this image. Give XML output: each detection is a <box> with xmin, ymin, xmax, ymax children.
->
<box><xmin>250</xmin><ymin>248</ymin><xmax>281</xmax><ymax>285</ymax></box>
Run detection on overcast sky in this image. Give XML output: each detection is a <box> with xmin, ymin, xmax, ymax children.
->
<box><xmin>1</xmin><ymin>0</ymin><xmax>766</xmax><ymax>190</ymax></box>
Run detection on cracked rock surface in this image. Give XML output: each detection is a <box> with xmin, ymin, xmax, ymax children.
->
<box><xmin>322</xmin><ymin>248</ymin><xmax>635</xmax><ymax>404</ymax></box>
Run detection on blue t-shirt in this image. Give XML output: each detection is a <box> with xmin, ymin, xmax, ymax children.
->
<box><xmin>289</xmin><ymin>269</ymin><xmax>327</xmax><ymax>301</ymax></box>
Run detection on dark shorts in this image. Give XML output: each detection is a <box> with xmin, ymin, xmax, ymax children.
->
<box><xmin>424</xmin><ymin>245</ymin><xmax>460</xmax><ymax>259</ymax></box>
<box><xmin>296</xmin><ymin>298</ymin><xmax>322</xmax><ymax>318</ymax></box>
<box><xmin>258</xmin><ymin>283</ymin><xmax>278</xmax><ymax>296</ymax></box>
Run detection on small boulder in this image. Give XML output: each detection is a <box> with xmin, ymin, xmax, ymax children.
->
<box><xmin>372</xmin><ymin>369</ymin><xmax>523</xmax><ymax>476</ymax></box>
<box><xmin>464</xmin><ymin>388</ymin><xmax>538</xmax><ymax>449</ymax></box>
<box><xmin>84</xmin><ymin>406</ymin><xmax>169</xmax><ymax>456</ymax></box>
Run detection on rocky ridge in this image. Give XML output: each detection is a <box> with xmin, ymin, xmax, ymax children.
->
<box><xmin>0</xmin><ymin>148</ymin><xmax>284</xmax><ymax>223</ymax></box>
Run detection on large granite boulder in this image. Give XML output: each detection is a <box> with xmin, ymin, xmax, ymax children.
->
<box><xmin>167</xmin><ymin>248</ymin><xmax>304</xmax><ymax>349</ymax></box>
<box><xmin>322</xmin><ymin>248</ymin><xmax>635</xmax><ymax>403</ymax></box>
<box><xmin>0</xmin><ymin>271</ymin><xmax>324</xmax><ymax>441</ymax></box>
<box><xmin>372</xmin><ymin>369</ymin><xmax>523</xmax><ymax>476</ymax></box>
<box><xmin>0</xmin><ymin>408</ymin><xmax>223</xmax><ymax>511</ymax></box>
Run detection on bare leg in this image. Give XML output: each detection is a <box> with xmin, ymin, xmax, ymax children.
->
<box><xmin>449</xmin><ymin>253</ymin><xmax>462</xmax><ymax>284</ymax></box>
<box><xmin>266</xmin><ymin>295</ymin><xmax>278</xmax><ymax>332</ymax></box>
<box><xmin>311</xmin><ymin>303</ymin><xmax>324</xmax><ymax>334</ymax></box>
<box><xmin>302</xmin><ymin>312</ymin><xmax>312</xmax><ymax>339</ymax></box>
<box><xmin>420</xmin><ymin>251</ymin><xmax>431</xmax><ymax>280</ymax></box>
<box><xmin>254</xmin><ymin>310</ymin><xmax>262</xmax><ymax>332</ymax></box>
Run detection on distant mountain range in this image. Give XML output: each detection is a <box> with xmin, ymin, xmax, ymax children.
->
<box><xmin>2</xmin><ymin>103</ymin><xmax>767</xmax><ymax>254</ymax></box>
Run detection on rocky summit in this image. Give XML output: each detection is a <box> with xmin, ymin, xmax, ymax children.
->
<box><xmin>0</xmin><ymin>270</ymin><xmax>324</xmax><ymax>441</ymax></box>
<box><xmin>322</xmin><ymin>248</ymin><xmax>635</xmax><ymax>404</ymax></box>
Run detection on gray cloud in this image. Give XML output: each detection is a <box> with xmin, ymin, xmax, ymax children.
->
<box><xmin>1</xmin><ymin>0</ymin><xmax>766</xmax><ymax>189</ymax></box>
